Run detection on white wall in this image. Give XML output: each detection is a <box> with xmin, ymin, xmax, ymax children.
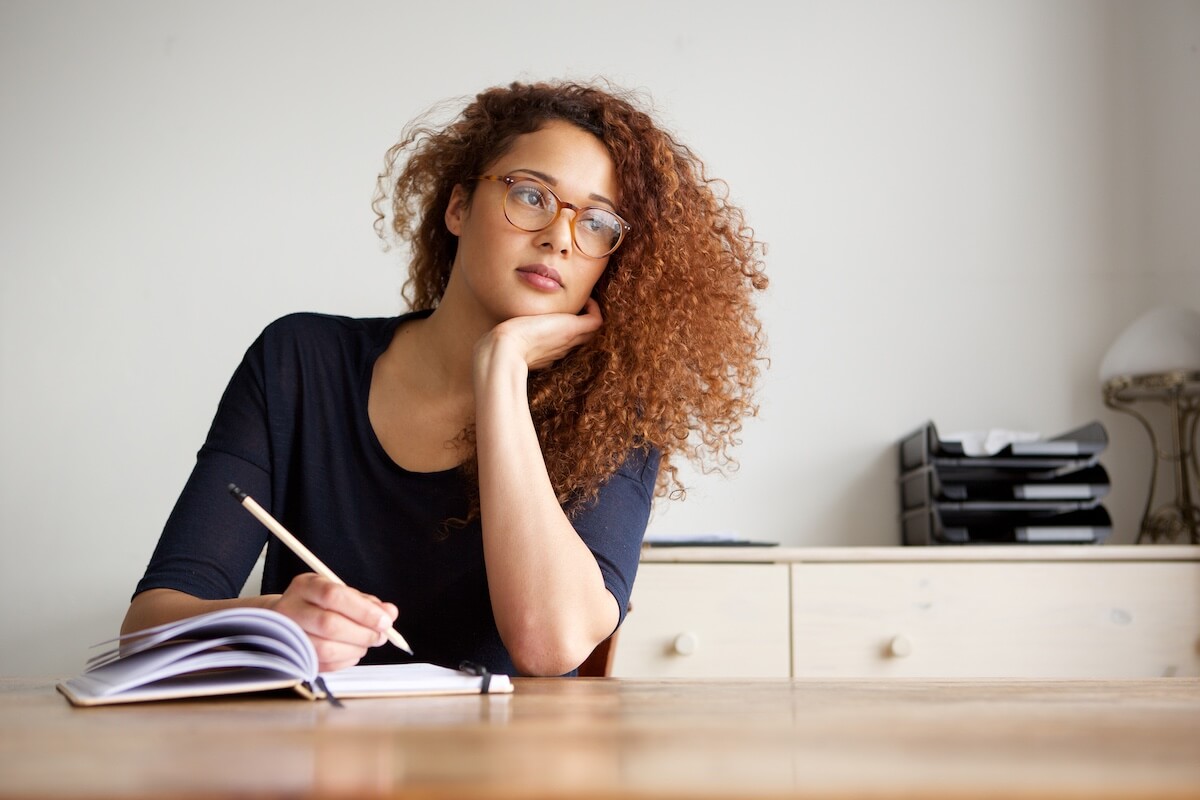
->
<box><xmin>2</xmin><ymin>0</ymin><xmax>1197</xmax><ymax>675</ymax></box>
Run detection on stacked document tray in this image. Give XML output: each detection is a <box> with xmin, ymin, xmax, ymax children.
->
<box><xmin>898</xmin><ymin>420</ymin><xmax>1112</xmax><ymax>545</ymax></box>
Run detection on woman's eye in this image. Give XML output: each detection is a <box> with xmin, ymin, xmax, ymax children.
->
<box><xmin>513</xmin><ymin>184</ymin><xmax>550</xmax><ymax>209</ymax></box>
<box><xmin>581</xmin><ymin>212</ymin><xmax>618</xmax><ymax>233</ymax></box>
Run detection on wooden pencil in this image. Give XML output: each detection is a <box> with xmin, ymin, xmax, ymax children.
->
<box><xmin>227</xmin><ymin>483</ymin><xmax>413</xmax><ymax>655</ymax></box>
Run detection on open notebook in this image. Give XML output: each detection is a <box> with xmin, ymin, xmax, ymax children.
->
<box><xmin>57</xmin><ymin>607</ymin><xmax>512</xmax><ymax>707</ymax></box>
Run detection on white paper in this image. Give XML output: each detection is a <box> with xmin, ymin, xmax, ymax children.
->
<box><xmin>320</xmin><ymin>663</ymin><xmax>512</xmax><ymax>696</ymax></box>
<box><xmin>942</xmin><ymin>429</ymin><xmax>1041</xmax><ymax>456</ymax></box>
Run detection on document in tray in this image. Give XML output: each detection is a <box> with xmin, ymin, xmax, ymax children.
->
<box><xmin>901</xmin><ymin>505</ymin><xmax>1112</xmax><ymax>546</ymax></box>
<box><xmin>899</xmin><ymin>465</ymin><xmax>1111</xmax><ymax>510</ymax></box>
<box><xmin>56</xmin><ymin>607</ymin><xmax>512</xmax><ymax>707</ymax></box>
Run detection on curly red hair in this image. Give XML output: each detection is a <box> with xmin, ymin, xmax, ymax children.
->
<box><xmin>372</xmin><ymin>79</ymin><xmax>768</xmax><ymax>509</ymax></box>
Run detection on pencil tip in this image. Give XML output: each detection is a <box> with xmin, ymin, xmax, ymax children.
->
<box><xmin>227</xmin><ymin>483</ymin><xmax>247</xmax><ymax>501</ymax></box>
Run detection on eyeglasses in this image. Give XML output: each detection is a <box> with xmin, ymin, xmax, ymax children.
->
<box><xmin>476</xmin><ymin>174</ymin><xmax>631</xmax><ymax>259</ymax></box>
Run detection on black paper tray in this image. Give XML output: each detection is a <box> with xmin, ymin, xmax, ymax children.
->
<box><xmin>901</xmin><ymin>505</ymin><xmax>1112</xmax><ymax>546</ymax></box>
<box><xmin>899</xmin><ymin>420</ymin><xmax>1108</xmax><ymax>473</ymax></box>
<box><xmin>899</xmin><ymin>465</ymin><xmax>1111</xmax><ymax>510</ymax></box>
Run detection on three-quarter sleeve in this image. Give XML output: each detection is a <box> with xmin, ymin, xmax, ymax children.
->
<box><xmin>133</xmin><ymin>332</ymin><xmax>275</xmax><ymax>600</ymax></box>
<box><xmin>570</xmin><ymin>446</ymin><xmax>661</xmax><ymax>630</ymax></box>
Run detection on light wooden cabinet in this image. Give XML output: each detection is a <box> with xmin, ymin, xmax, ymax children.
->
<box><xmin>610</xmin><ymin>562</ymin><xmax>791</xmax><ymax>677</ymax></box>
<box><xmin>611</xmin><ymin>546</ymin><xmax>1200</xmax><ymax>679</ymax></box>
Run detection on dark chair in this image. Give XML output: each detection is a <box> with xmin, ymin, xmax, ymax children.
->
<box><xmin>577</xmin><ymin>632</ymin><xmax>618</xmax><ymax>677</ymax></box>
<box><xmin>576</xmin><ymin>602</ymin><xmax>630</xmax><ymax>677</ymax></box>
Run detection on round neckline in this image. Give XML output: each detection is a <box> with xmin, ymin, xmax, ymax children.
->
<box><xmin>360</xmin><ymin>310</ymin><xmax>464</xmax><ymax>480</ymax></box>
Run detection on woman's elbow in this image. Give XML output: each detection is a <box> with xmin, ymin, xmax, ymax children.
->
<box><xmin>505</xmin><ymin>628</ymin><xmax>596</xmax><ymax>677</ymax></box>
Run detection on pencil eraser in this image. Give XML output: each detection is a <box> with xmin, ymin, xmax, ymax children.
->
<box><xmin>227</xmin><ymin>483</ymin><xmax>247</xmax><ymax>501</ymax></box>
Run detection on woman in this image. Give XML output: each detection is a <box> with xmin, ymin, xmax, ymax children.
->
<box><xmin>122</xmin><ymin>79</ymin><xmax>768</xmax><ymax>676</ymax></box>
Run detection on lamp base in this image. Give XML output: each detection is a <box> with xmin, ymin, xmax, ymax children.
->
<box><xmin>1103</xmin><ymin>370</ymin><xmax>1200</xmax><ymax>545</ymax></box>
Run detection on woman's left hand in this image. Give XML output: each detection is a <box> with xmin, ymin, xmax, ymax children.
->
<box><xmin>476</xmin><ymin>297</ymin><xmax>603</xmax><ymax>372</ymax></box>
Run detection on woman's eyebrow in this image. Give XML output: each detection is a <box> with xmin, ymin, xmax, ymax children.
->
<box><xmin>511</xmin><ymin>168</ymin><xmax>616</xmax><ymax>208</ymax></box>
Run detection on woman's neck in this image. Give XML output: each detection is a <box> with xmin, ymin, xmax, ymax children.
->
<box><xmin>411</xmin><ymin>264</ymin><xmax>509</xmax><ymax>392</ymax></box>
<box><xmin>406</xmin><ymin>305</ymin><xmax>480</xmax><ymax>398</ymax></box>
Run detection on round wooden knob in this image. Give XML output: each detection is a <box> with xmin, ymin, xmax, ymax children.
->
<box><xmin>889</xmin><ymin>635</ymin><xmax>913</xmax><ymax>658</ymax></box>
<box><xmin>672</xmin><ymin>632</ymin><xmax>699</xmax><ymax>656</ymax></box>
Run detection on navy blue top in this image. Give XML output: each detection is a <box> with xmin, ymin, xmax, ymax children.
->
<box><xmin>134</xmin><ymin>311</ymin><xmax>660</xmax><ymax>675</ymax></box>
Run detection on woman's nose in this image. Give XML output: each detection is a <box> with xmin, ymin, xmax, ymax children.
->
<box><xmin>539</xmin><ymin>210</ymin><xmax>576</xmax><ymax>254</ymax></box>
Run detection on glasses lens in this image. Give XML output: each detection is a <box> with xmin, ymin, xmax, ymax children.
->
<box><xmin>504</xmin><ymin>180</ymin><xmax>557</xmax><ymax>231</ymax></box>
<box><xmin>501</xmin><ymin>177</ymin><xmax>626</xmax><ymax>258</ymax></box>
<box><xmin>575</xmin><ymin>209</ymin><xmax>625</xmax><ymax>258</ymax></box>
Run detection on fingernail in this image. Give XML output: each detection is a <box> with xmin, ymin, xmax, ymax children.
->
<box><xmin>378</xmin><ymin>613</ymin><xmax>391</xmax><ymax>631</ymax></box>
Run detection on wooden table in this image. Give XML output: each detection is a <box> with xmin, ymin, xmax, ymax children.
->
<box><xmin>2</xmin><ymin>676</ymin><xmax>1198</xmax><ymax>799</ymax></box>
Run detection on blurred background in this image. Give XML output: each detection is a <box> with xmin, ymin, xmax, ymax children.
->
<box><xmin>2</xmin><ymin>0</ymin><xmax>1197</xmax><ymax>673</ymax></box>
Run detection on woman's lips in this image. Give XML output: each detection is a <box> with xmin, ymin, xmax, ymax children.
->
<box><xmin>516</xmin><ymin>264</ymin><xmax>564</xmax><ymax>291</ymax></box>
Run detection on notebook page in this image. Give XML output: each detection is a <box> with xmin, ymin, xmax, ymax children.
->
<box><xmin>320</xmin><ymin>663</ymin><xmax>513</xmax><ymax>696</ymax></box>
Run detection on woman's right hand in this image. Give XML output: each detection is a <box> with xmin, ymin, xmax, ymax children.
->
<box><xmin>268</xmin><ymin>573</ymin><xmax>399</xmax><ymax>672</ymax></box>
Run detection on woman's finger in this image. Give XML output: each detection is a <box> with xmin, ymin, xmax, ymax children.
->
<box><xmin>275</xmin><ymin>574</ymin><xmax>395</xmax><ymax>649</ymax></box>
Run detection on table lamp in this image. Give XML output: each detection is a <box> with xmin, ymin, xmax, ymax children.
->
<box><xmin>1100</xmin><ymin>306</ymin><xmax>1200</xmax><ymax>544</ymax></box>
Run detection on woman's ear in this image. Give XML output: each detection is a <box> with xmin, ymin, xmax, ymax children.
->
<box><xmin>444</xmin><ymin>184</ymin><xmax>469</xmax><ymax>236</ymax></box>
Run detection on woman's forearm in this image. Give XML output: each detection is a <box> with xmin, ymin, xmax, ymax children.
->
<box><xmin>473</xmin><ymin>333</ymin><xmax>618</xmax><ymax>676</ymax></box>
<box><xmin>121</xmin><ymin>588</ymin><xmax>278</xmax><ymax>636</ymax></box>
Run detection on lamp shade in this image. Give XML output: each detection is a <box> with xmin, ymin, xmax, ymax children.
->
<box><xmin>1099</xmin><ymin>306</ymin><xmax>1200</xmax><ymax>383</ymax></box>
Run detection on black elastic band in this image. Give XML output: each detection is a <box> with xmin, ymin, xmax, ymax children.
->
<box><xmin>314</xmin><ymin>676</ymin><xmax>344</xmax><ymax>708</ymax></box>
<box><xmin>458</xmin><ymin>661</ymin><xmax>493</xmax><ymax>694</ymax></box>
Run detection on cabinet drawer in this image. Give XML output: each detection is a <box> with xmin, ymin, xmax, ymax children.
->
<box><xmin>612</xmin><ymin>563</ymin><xmax>791</xmax><ymax>677</ymax></box>
<box><xmin>790</xmin><ymin>562</ymin><xmax>1200</xmax><ymax>678</ymax></box>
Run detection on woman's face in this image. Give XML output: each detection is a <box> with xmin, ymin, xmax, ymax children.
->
<box><xmin>445</xmin><ymin>120</ymin><xmax>620</xmax><ymax>325</ymax></box>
